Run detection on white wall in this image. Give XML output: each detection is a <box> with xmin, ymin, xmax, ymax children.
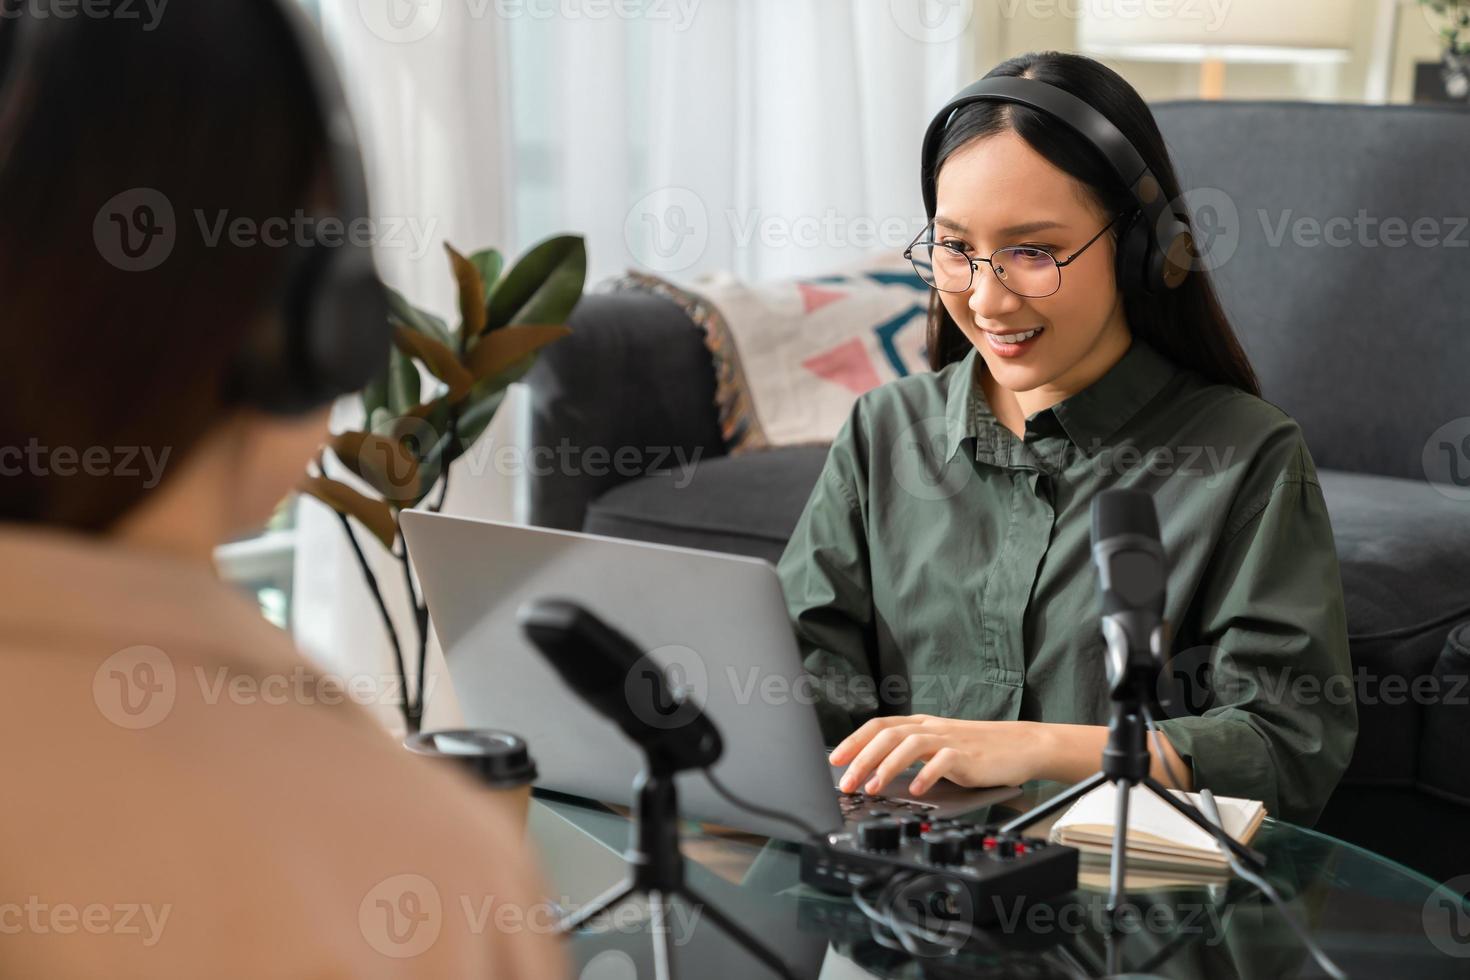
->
<box><xmin>972</xmin><ymin>0</ymin><xmax>1446</xmax><ymax>103</ymax></box>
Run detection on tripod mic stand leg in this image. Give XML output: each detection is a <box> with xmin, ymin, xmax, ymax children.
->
<box><xmin>1140</xmin><ymin>776</ymin><xmax>1266</xmax><ymax>870</ymax></box>
<box><xmin>1108</xmin><ymin>778</ymin><xmax>1133</xmax><ymax>913</ymax></box>
<box><xmin>679</xmin><ymin>883</ymin><xmax>799</xmax><ymax>980</ymax></box>
<box><xmin>649</xmin><ymin>889</ymin><xmax>674</xmax><ymax>980</ymax></box>
<box><xmin>556</xmin><ymin>877</ymin><xmax>636</xmax><ymax>935</ymax></box>
<box><xmin>998</xmin><ymin>770</ymin><xmax>1111</xmax><ymax>835</ymax></box>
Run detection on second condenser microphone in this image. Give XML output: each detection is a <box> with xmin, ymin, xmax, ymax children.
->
<box><xmin>1090</xmin><ymin>488</ymin><xmax>1170</xmax><ymax>698</ymax></box>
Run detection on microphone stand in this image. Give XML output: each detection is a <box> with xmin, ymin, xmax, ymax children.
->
<box><xmin>554</xmin><ymin>752</ymin><xmax>797</xmax><ymax>980</ymax></box>
<box><xmin>994</xmin><ymin>672</ymin><xmax>1266</xmax><ymax>915</ymax></box>
<box><xmin>518</xmin><ymin>597</ymin><xmax>798</xmax><ymax>978</ymax></box>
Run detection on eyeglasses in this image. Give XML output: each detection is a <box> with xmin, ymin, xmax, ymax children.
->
<box><xmin>904</xmin><ymin>211</ymin><xmax>1132</xmax><ymax>298</ymax></box>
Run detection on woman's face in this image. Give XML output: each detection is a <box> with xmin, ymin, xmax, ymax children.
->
<box><xmin>933</xmin><ymin>129</ymin><xmax>1131</xmax><ymax>399</ymax></box>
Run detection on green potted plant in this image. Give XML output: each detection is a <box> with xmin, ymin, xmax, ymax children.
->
<box><xmin>1420</xmin><ymin>1</ymin><xmax>1470</xmax><ymax>100</ymax></box>
<box><xmin>300</xmin><ymin>234</ymin><xmax>586</xmax><ymax>734</ymax></box>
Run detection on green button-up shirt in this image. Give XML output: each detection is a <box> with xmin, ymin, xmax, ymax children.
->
<box><xmin>776</xmin><ymin>338</ymin><xmax>1357</xmax><ymax>826</ymax></box>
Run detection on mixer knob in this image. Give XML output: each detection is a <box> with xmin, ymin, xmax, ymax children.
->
<box><xmin>921</xmin><ymin>829</ymin><xmax>966</xmax><ymax>865</ymax></box>
<box><xmin>899</xmin><ymin>816</ymin><xmax>926</xmax><ymax>839</ymax></box>
<box><xmin>857</xmin><ymin>817</ymin><xmax>901</xmax><ymax>853</ymax></box>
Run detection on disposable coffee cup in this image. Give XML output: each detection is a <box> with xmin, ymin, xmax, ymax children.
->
<box><xmin>404</xmin><ymin>729</ymin><xmax>538</xmax><ymax>828</ymax></box>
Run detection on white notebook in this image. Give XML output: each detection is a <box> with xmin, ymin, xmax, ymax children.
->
<box><xmin>1049</xmin><ymin>783</ymin><xmax>1266</xmax><ymax>872</ymax></box>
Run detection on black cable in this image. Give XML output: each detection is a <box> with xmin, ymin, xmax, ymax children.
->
<box><xmin>1141</xmin><ymin>705</ymin><xmax>1347</xmax><ymax>980</ymax></box>
<box><xmin>857</xmin><ymin>871</ymin><xmax>956</xmax><ymax>957</ymax></box>
<box><xmin>852</xmin><ymin>868</ymin><xmax>982</xmax><ymax>958</ymax></box>
<box><xmin>852</xmin><ymin>871</ymin><xmax>923</xmax><ymax>956</ymax></box>
<box><xmin>896</xmin><ymin>873</ymin><xmax>980</xmax><ymax>951</ymax></box>
<box><xmin>701</xmin><ymin>766</ymin><xmax>823</xmax><ymax>840</ymax></box>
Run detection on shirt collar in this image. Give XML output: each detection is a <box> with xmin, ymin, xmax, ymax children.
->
<box><xmin>944</xmin><ymin>336</ymin><xmax>1179</xmax><ymax>463</ymax></box>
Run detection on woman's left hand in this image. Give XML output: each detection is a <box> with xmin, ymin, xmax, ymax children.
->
<box><xmin>829</xmin><ymin>716</ymin><xmax>1050</xmax><ymax>796</ymax></box>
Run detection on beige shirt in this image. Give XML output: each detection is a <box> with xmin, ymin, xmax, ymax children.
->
<box><xmin>0</xmin><ymin>527</ymin><xmax>568</xmax><ymax>978</ymax></box>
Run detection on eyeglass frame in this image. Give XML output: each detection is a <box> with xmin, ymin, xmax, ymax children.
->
<box><xmin>903</xmin><ymin>209</ymin><xmax>1134</xmax><ymax>298</ymax></box>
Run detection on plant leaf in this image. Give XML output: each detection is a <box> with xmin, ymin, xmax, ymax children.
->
<box><xmin>361</xmin><ymin>367</ymin><xmax>390</xmax><ymax>420</ymax></box>
<box><xmin>464</xmin><ymin>324</ymin><xmax>570</xmax><ymax>384</ymax></box>
<box><xmin>378</xmin><ymin>397</ymin><xmax>451</xmax><ymax>464</ymax></box>
<box><xmin>410</xmin><ymin>427</ymin><xmax>456</xmax><ymax>507</ymax></box>
<box><xmin>329</xmin><ymin>431</ymin><xmax>421</xmax><ymax>504</ymax></box>
<box><xmin>368</xmin><ymin>407</ymin><xmax>394</xmax><ymax>437</ymax></box>
<box><xmin>386</xmin><ymin>287</ymin><xmax>453</xmax><ymax>349</ymax></box>
<box><xmin>298</xmin><ymin>475</ymin><xmax>399</xmax><ymax>549</ymax></box>
<box><xmin>392</xmin><ymin>324</ymin><xmax>473</xmax><ymax>396</ymax></box>
<box><xmin>457</xmin><ymin>388</ymin><xmax>508</xmax><ymax>449</ymax></box>
<box><xmin>470</xmin><ymin>248</ymin><xmax>504</xmax><ymax>295</ymax></box>
<box><xmin>485</xmin><ymin>235</ymin><xmax>586</xmax><ymax>334</ymax></box>
<box><xmin>446</xmin><ymin>243</ymin><xmax>488</xmax><ymax>341</ymax></box>
<box><xmin>388</xmin><ymin>348</ymin><xmax>420</xmax><ymax>415</ymax></box>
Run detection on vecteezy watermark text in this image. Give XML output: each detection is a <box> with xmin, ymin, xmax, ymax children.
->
<box><xmin>93</xmin><ymin>188</ymin><xmax>439</xmax><ymax>272</ymax></box>
<box><xmin>358</xmin><ymin>874</ymin><xmax>702</xmax><ymax>959</ymax></box>
<box><xmin>93</xmin><ymin>646</ymin><xmax>440</xmax><ymax>730</ymax></box>
<box><xmin>0</xmin><ymin>897</ymin><xmax>171</xmax><ymax>947</ymax></box>
<box><xmin>0</xmin><ymin>0</ymin><xmax>169</xmax><ymax>31</ymax></box>
<box><xmin>0</xmin><ymin>440</ymin><xmax>170</xmax><ymax>488</ymax></box>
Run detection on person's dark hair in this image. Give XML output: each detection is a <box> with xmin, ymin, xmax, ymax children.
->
<box><xmin>924</xmin><ymin>51</ymin><xmax>1259</xmax><ymax>397</ymax></box>
<box><xmin>0</xmin><ymin>4</ymin><xmax>326</xmax><ymax>530</ymax></box>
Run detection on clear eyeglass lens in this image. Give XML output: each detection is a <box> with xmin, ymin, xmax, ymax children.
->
<box><xmin>911</xmin><ymin>243</ymin><xmax>973</xmax><ymax>292</ymax></box>
<box><xmin>910</xmin><ymin>243</ymin><xmax>1061</xmax><ymax>297</ymax></box>
<box><xmin>991</xmin><ymin>247</ymin><xmax>1061</xmax><ymax>297</ymax></box>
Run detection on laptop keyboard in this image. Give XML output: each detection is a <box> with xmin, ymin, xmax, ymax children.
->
<box><xmin>839</xmin><ymin>791</ymin><xmax>937</xmax><ymax>823</ymax></box>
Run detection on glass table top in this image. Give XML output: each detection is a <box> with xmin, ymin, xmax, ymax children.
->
<box><xmin>528</xmin><ymin>780</ymin><xmax>1470</xmax><ymax>979</ymax></box>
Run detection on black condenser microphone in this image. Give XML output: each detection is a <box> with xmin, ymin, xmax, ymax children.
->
<box><xmin>1090</xmin><ymin>488</ymin><xmax>1170</xmax><ymax>699</ymax></box>
<box><xmin>517</xmin><ymin>597</ymin><xmax>723</xmax><ymax>772</ymax></box>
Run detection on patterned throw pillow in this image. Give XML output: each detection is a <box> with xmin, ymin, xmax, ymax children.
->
<box><xmin>608</xmin><ymin>260</ymin><xmax>932</xmax><ymax>454</ymax></box>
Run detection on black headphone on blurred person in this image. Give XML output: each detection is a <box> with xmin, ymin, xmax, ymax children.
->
<box><xmin>0</xmin><ymin>0</ymin><xmax>392</xmax><ymax>415</ymax></box>
<box><xmin>920</xmin><ymin>76</ymin><xmax>1195</xmax><ymax>297</ymax></box>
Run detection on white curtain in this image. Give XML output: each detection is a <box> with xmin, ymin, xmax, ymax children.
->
<box><xmin>293</xmin><ymin>0</ymin><xmax>975</xmax><ymax>731</ymax></box>
<box><xmin>511</xmin><ymin>0</ymin><xmax>975</xmax><ymax>283</ymax></box>
<box><xmin>293</xmin><ymin>0</ymin><xmax>524</xmax><ymax>733</ymax></box>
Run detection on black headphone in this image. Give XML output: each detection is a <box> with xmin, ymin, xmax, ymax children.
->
<box><xmin>920</xmin><ymin>76</ymin><xmax>1194</xmax><ymax>297</ymax></box>
<box><xmin>0</xmin><ymin>0</ymin><xmax>392</xmax><ymax>415</ymax></box>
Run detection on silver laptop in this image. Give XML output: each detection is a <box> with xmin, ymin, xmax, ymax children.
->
<box><xmin>400</xmin><ymin>511</ymin><xmax>1019</xmax><ymax>839</ymax></box>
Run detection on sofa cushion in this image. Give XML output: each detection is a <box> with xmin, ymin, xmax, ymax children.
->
<box><xmin>1422</xmin><ymin>622</ymin><xmax>1470</xmax><ymax>805</ymax></box>
<box><xmin>582</xmin><ymin>446</ymin><xmax>829</xmax><ymax>564</ymax></box>
<box><xmin>608</xmin><ymin>264</ymin><xmax>930</xmax><ymax>455</ymax></box>
<box><xmin>1151</xmin><ymin>101</ymin><xmax>1470</xmax><ymax>482</ymax></box>
<box><xmin>1318</xmin><ymin>469</ymin><xmax>1470</xmax><ymax>643</ymax></box>
<box><xmin>1316</xmin><ymin>469</ymin><xmax>1470</xmax><ymax>785</ymax></box>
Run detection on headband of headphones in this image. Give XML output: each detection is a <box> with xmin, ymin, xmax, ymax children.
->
<box><xmin>0</xmin><ymin>2</ymin><xmax>391</xmax><ymax>414</ymax></box>
<box><xmin>920</xmin><ymin>75</ymin><xmax>1193</xmax><ymax>294</ymax></box>
<box><xmin>229</xmin><ymin>0</ymin><xmax>392</xmax><ymax>413</ymax></box>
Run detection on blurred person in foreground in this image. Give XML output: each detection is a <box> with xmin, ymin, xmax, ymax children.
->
<box><xmin>0</xmin><ymin>4</ymin><xmax>567</xmax><ymax>976</ymax></box>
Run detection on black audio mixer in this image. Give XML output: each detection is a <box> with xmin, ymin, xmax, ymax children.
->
<box><xmin>800</xmin><ymin>813</ymin><xmax>1079</xmax><ymax>927</ymax></box>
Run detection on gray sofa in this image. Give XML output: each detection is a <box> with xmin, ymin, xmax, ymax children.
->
<box><xmin>523</xmin><ymin>100</ymin><xmax>1470</xmax><ymax>881</ymax></box>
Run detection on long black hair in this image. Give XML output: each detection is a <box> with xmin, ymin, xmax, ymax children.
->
<box><xmin>924</xmin><ymin>51</ymin><xmax>1259</xmax><ymax>397</ymax></box>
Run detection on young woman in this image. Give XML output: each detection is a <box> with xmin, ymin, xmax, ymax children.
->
<box><xmin>0</xmin><ymin>7</ymin><xmax>564</xmax><ymax>976</ymax></box>
<box><xmin>778</xmin><ymin>52</ymin><xmax>1356</xmax><ymax>827</ymax></box>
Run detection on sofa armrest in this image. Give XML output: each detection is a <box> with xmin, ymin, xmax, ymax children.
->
<box><xmin>522</xmin><ymin>290</ymin><xmax>726</xmax><ymax>531</ymax></box>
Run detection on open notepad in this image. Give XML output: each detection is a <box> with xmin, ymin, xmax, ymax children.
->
<box><xmin>1049</xmin><ymin>783</ymin><xmax>1266</xmax><ymax>875</ymax></box>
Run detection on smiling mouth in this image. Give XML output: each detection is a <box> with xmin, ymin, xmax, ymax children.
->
<box><xmin>986</xmin><ymin>327</ymin><xmax>1044</xmax><ymax>344</ymax></box>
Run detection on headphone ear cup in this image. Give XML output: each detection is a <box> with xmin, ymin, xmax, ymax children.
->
<box><xmin>1114</xmin><ymin>209</ymin><xmax>1153</xmax><ymax>297</ymax></box>
<box><xmin>1151</xmin><ymin>216</ymin><xmax>1195</xmax><ymax>292</ymax></box>
<box><xmin>304</xmin><ymin>247</ymin><xmax>391</xmax><ymax>401</ymax></box>
<box><xmin>227</xmin><ymin>242</ymin><xmax>390</xmax><ymax>416</ymax></box>
<box><xmin>224</xmin><ymin>245</ymin><xmax>320</xmax><ymax>414</ymax></box>
<box><xmin>1115</xmin><ymin>208</ymin><xmax>1194</xmax><ymax>296</ymax></box>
